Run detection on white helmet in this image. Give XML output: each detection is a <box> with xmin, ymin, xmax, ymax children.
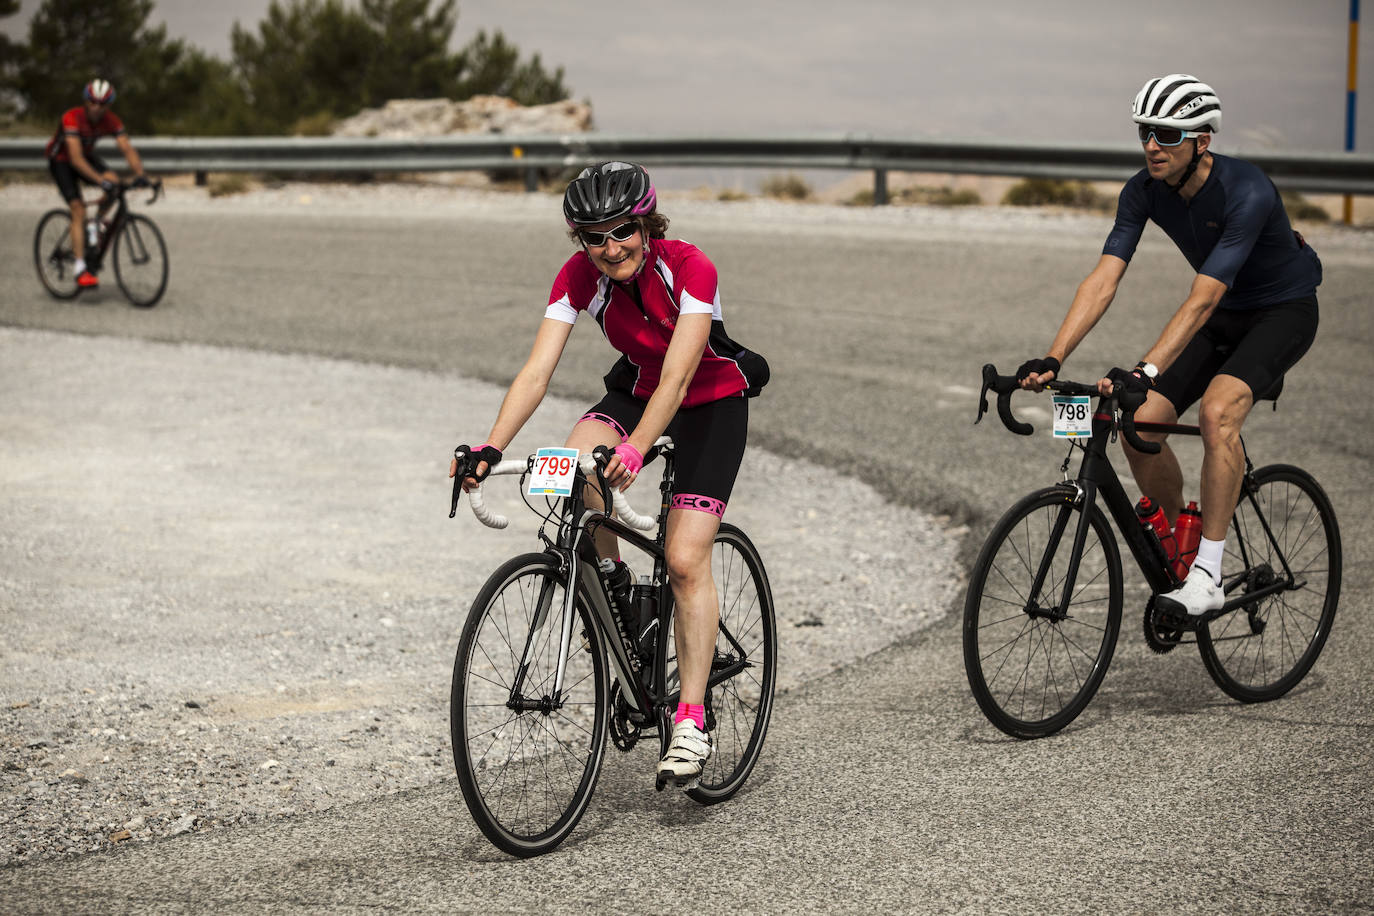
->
<box><xmin>83</xmin><ymin>78</ymin><xmax>116</xmax><ymax>105</ymax></box>
<box><xmin>1132</xmin><ymin>74</ymin><xmax>1221</xmax><ymax>133</ymax></box>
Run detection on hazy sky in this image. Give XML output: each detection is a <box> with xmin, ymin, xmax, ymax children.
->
<box><xmin>7</xmin><ymin>0</ymin><xmax>1371</xmax><ymax>152</ymax></box>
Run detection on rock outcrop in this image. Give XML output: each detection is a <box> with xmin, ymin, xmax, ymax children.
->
<box><xmin>332</xmin><ymin>95</ymin><xmax>593</xmax><ymax>138</ymax></box>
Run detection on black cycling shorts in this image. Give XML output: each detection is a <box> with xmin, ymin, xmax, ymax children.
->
<box><xmin>49</xmin><ymin>156</ymin><xmax>107</xmax><ymax>203</ymax></box>
<box><xmin>579</xmin><ymin>389</ymin><xmax>748</xmax><ymax>518</ymax></box>
<box><xmin>1157</xmin><ymin>295</ymin><xmax>1319</xmax><ymax>414</ymax></box>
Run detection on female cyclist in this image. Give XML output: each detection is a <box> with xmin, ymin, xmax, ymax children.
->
<box><xmin>450</xmin><ymin>161</ymin><xmax>767</xmax><ymax>788</ymax></box>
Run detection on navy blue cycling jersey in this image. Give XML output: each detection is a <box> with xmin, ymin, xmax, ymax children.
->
<box><xmin>1102</xmin><ymin>153</ymin><xmax>1322</xmax><ymax>310</ymax></box>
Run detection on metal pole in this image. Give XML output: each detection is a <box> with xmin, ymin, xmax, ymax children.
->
<box><xmin>873</xmin><ymin>168</ymin><xmax>888</xmax><ymax>206</ymax></box>
<box><xmin>1346</xmin><ymin>0</ymin><xmax>1359</xmax><ymax>224</ymax></box>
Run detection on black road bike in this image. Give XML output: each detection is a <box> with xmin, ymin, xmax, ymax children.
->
<box><xmin>963</xmin><ymin>365</ymin><xmax>1341</xmax><ymax>739</ymax></box>
<box><xmin>447</xmin><ymin>438</ymin><xmax>777</xmax><ymax>856</ymax></box>
<box><xmin>34</xmin><ymin>179</ymin><xmax>169</xmax><ymax>307</ymax></box>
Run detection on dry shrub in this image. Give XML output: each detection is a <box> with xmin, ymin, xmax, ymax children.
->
<box><xmin>760</xmin><ymin>173</ymin><xmax>811</xmax><ymax>200</ymax></box>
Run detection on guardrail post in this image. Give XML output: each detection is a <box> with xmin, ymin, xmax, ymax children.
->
<box><xmin>195</xmin><ymin>170</ymin><xmax>207</xmax><ymax>187</ymax></box>
<box><xmin>873</xmin><ymin>168</ymin><xmax>888</xmax><ymax>206</ymax></box>
<box><xmin>524</xmin><ymin>166</ymin><xmax>538</xmax><ymax>193</ymax></box>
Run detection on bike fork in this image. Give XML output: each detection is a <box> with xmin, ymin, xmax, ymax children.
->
<box><xmin>1025</xmin><ymin>483</ymin><xmax>1096</xmax><ymax>620</ymax></box>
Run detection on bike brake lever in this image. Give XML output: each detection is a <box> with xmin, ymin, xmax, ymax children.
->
<box><xmin>449</xmin><ymin>471</ymin><xmax>463</xmax><ymax>518</ymax></box>
<box><xmin>974</xmin><ymin>364</ymin><xmax>996</xmax><ymax>425</ymax></box>
<box><xmin>449</xmin><ymin>446</ymin><xmax>471</xmax><ymax>519</ymax></box>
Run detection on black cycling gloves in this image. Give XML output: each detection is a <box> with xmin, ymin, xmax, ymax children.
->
<box><xmin>1015</xmin><ymin>356</ymin><xmax>1061</xmax><ymax>382</ymax></box>
<box><xmin>454</xmin><ymin>444</ymin><xmax>503</xmax><ymax>481</ymax></box>
<box><xmin>1105</xmin><ymin>366</ymin><xmax>1151</xmax><ymax>410</ymax></box>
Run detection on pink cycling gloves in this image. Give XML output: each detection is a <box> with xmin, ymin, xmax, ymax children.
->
<box><xmin>612</xmin><ymin>442</ymin><xmax>643</xmax><ymax>475</ymax></box>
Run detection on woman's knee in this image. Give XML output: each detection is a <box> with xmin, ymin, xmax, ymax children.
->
<box><xmin>666</xmin><ymin>533</ymin><xmax>713</xmax><ymax>586</ymax></box>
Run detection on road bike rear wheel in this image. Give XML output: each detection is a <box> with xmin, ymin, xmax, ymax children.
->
<box><xmin>34</xmin><ymin>210</ymin><xmax>80</xmax><ymax>300</ymax></box>
<box><xmin>112</xmin><ymin>214</ymin><xmax>169</xmax><ymax>307</ymax></box>
<box><xmin>963</xmin><ymin>485</ymin><xmax>1123</xmax><ymax>739</ymax></box>
<box><xmin>451</xmin><ymin>553</ymin><xmax>608</xmax><ymax>857</ymax></box>
<box><xmin>1198</xmin><ymin>465</ymin><xmax>1341</xmax><ymax>702</ymax></box>
<box><xmin>658</xmin><ymin>524</ymin><xmax>777</xmax><ymax>803</ymax></box>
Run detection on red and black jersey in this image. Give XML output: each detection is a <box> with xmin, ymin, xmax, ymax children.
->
<box><xmin>45</xmin><ymin>107</ymin><xmax>126</xmax><ymax>163</ymax></box>
<box><xmin>546</xmin><ymin>239</ymin><xmax>767</xmax><ymax>407</ymax></box>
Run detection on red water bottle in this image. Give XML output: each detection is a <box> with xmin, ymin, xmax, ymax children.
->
<box><xmin>1135</xmin><ymin>496</ymin><xmax>1179</xmax><ymax>578</ymax></box>
<box><xmin>1173</xmin><ymin>501</ymin><xmax>1202</xmax><ymax>579</ymax></box>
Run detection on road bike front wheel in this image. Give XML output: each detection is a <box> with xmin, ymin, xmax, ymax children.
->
<box><xmin>34</xmin><ymin>210</ymin><xmax>80</xmax><ymax>300</ymax></box>
<box><xmin>112</xmin><ymin>214</ymin><xmax>169</xmax><ymax>307</ymax></box>
<box><xmin>1198</xmin><ymin>465</ymin><xmax>1341</xmax><ymax>702</ymax></box>
<box><xmin>963</xmin><ymin>485</ymin><xmax>1123</xmax><ymax>739</ymax></box>
<box><xmin>658</xmin><ymin>523</ymin><xmax>777</xmax><ymax>803</ymax></box>
<box><xmin>451</xmin><ymin>552</ymin><xmax>608</xmax><ymax>858</ymax></box>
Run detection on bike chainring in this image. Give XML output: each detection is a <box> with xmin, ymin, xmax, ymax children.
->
<box><xmin>608</xmin><ymin>680</ymin><xmax>640</xmax><ymax>751</ymax></box>
<box><xmin>1143</xmin><ymin>595</ymin><xmax>1184</xmax><ymax>654</ymax></box>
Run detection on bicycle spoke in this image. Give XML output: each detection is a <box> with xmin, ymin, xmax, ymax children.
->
<box><xmin>964</xmin><ymin>489</ymin><xmax>1121</xmax><ymax>738</ymax></box>
<box><xmin>1200</xmin><ymin>467</ymin><xmax>1339</xmax><ymax>701</ymax></box>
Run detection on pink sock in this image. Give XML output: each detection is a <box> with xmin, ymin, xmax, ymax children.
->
<box><xmin>674</xmin><ymin>702</ymin><xmax>705</xmax><ymax>730</ymax></box>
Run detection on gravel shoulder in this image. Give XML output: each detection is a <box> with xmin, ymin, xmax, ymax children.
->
<box><xmin>0</xmin><ymin>326</ymin><xmax>962</xmax><ymax>864</ymax></box>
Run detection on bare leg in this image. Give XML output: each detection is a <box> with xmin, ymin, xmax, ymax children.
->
<box><xmin>665</xmin><ymin>508</ymin><xmax>721</xmax><ymax>707</ymax></box>
<box><xmin>1121</xmin><ymin>389</ymin><xmax>1184</xmax><ymax>523</ymax></box>
<box><xmin>1196</xmin><ymin>374</ymin><xmax>1254</xmax><ymax>540</ymax></box>
<box><xmin>68</xmin><ymin>198</ymin><xmax>86</xmax><ymax>262</ymax></box>
<box><xmin>564</xmin><ymin>419</ymin><xmax>624</xmax><ymax>559</ymax></box>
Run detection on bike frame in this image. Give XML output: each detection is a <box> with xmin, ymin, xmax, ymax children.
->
<box><xmin>1039</xmin><ymin>405</ymin><xmax>1300</xmax><ymax>626</ymax></box>
<box><xmin>80</xmin><ymin>187</ymin><xmax>134</xmax><ymax>268</ymax></box>
<box><xmin>508</xmin><ymin>447</ymin><xmax>751</xmax><ymax>726</ymax></box>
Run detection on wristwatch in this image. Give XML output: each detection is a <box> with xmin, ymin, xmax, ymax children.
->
<box><xmin>1135</xmin><ymin>361</ymin><xmax>1159</xmax><ymax>385</ymax></box>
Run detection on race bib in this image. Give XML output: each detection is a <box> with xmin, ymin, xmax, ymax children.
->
<box><xmin>1052</xmin><ymin>395</ymin><xmax>1092</xmax><ymax>438</ymax></box>
<box><xmin>527</xmin><ymin>447</ymin><xmax>579</xmax><ymax>496</ymax></box>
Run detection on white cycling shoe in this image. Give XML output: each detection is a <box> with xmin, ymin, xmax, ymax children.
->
<box><xmin>1156</xmin><ymin>564</ymin><xmax>1224</xmax><ymax>620</ymax></box>
<box><xmin>656</xmin><ymin>719</ymin><xmax>712</xmax><ymax>790</ymax></box>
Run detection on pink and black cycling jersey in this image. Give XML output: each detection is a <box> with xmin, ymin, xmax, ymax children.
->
<box><xmin>544</xmin><ymin>239</ymin><xmax>764</xmax><ymax>407</ymax></box>
<box><xmin>45</xmin><ymin>107</ymin><xmax>125</xmax><ymax>164</ymax></box>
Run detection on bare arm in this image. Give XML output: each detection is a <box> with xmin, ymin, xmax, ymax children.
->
<box><xmin>604</xmin><ymin>312</ymin><xmax>711</xmax><ymax>488</ymax></box>
<box><xmin>1094</xmin><ymin>272</ymin><xmax>1228</xmax><ymax>396</ymax></box>
<box><xmin>450</xmin><ymin>317</ymin><xmax>573</xmax><ymax>484</ymax></box>
<box><xmin>1023</xmin><ymin>255</ymin><xmax>1128</xmax><ymax>389</ymax></box>
<box><xmin>1140</xmin><ymin>273</ymin><xmax>1228</xmax><ymax>371</ymax></box>
<box><xmin>115</xmin><ymin>134</ymin><xmax>145</xmax><ymax>178</ymax></box>
<box><xmin>65</xmin><ymin>136</ymin><xmax>105</xmax><ymax>184</ymax></box>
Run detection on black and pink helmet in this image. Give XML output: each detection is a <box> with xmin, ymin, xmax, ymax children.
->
<box><xmin>562</xmin><ymin>161</ymin><xmax>657</xmax><ymax>227</ymax></box>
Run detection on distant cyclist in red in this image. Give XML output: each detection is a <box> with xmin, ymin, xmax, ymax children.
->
<box><xmin>44</xmin><ymin>79</ymin><xmax>152</xmax><ymax>289</ymax></box>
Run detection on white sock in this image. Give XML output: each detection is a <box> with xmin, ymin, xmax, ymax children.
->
<box><xmin>1195</xmin><ymin>536</ymin><xmax>1224</xmax><ymax>585</ymax></box>
<box><xmin>74</xmin><ymin>258</ymin><xmax>86</xmax><ymax>273</ymax></box>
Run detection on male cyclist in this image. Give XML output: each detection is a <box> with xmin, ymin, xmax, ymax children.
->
<box><xmin>1017</xmin><ymin>74</ymin><xmax>1321</xmax><ymax>621</ymax></box>
<box><xmin>44</xmin><ymin>79</ymin><xmax>152</xmax><ymax>289</ymax></box>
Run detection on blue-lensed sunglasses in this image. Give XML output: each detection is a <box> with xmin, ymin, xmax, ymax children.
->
<box><xmin>1137</xmin><ymin>124</ymin><xmax>1204</xmax><ymax>146</ymax></box>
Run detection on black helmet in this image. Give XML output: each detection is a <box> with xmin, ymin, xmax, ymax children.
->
<box><xmin>562</xmin><ymin>161</ymin><xmax>657</xmax><ymax>227</ymax></box>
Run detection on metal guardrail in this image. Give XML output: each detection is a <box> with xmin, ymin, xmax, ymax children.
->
<box><xmin>5</xmin><ymin>133</ymin><xmax>1374</xmax><ymax>201</ymax></box>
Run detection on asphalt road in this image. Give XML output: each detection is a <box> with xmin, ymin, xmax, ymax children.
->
<box><xmin>2</xmin><ymin>185</ymin><xmax>1371</xmax><ymax>913</ymax></box>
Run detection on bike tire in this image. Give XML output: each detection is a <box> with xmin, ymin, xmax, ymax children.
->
<box><xmin>112</xmin><ymin>214</ymin><xmax>169</xmax><ymax>307</ymax></box>
<box><xmin>34</xmin><ymin>210</ymin><xmax>80</xmax><ymax>300</ymax></box>
<box><xmin>1197</xmin><ymin>465</ymin><xmax>1341</xmax><ymax>703</ymax></box>
<box><xmin>450</xmin><ymin>552</ymin><xmax>608</xmax><ymax>857</ymax></box>
<box><xmin>963</xmin><ymin>485</ymin><xmax>1123</xmax><ymax>739</ymax></box>
<box><xmin>657</xmin><ymin>524</ymin><xmax>777</xmax><ymax>803</ymax></box>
